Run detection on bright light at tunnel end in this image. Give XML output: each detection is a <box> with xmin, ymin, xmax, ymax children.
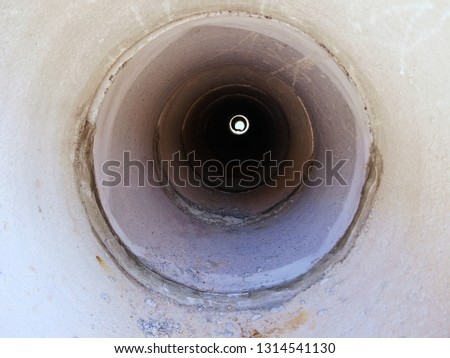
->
<box><xmin>229</xmin><ymin>114</ymin><xmax>250</xmax><ymax>135</ymax></box>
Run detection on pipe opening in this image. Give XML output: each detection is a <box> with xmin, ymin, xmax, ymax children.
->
<box><xmin>84</xmin><ymin>13</ymin><xmax>373</xmax><ymax>301</ymax></box>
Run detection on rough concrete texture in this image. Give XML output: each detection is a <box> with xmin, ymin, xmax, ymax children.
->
<box><xmin>0</xmin><ymin>0</ymin><xmax>449</xmax><ymax>337</ymax></box>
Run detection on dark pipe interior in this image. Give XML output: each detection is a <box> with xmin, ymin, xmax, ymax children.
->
<box><xmin>182</xmin><ymin>85</ymin><xmax>289</xmax><ymax>192</ymax></box>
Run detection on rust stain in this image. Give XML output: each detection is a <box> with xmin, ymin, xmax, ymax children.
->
<box><xmin>287</xmin><ymin>311</ymin><xmax>309</xmax><ymax>329</ymax></box>
<box><xmin>267</xmin><ymin>311</ymin><xmax>309</xmax><ymax>336</ymax></box>
<box><xmin>34</xmin><ymin>179</ymin><xmax>41</xmax><ymax>189</ymax></box>
<box><xmin>249</xmin><ymin>329</ymin><xmax>263</xmax><ymax>338</ymax></box>
<box><xmin>248</xmin><ymin>310</ymin><xmax>309</xmax><ymax>337</ymax></box>
<box><xmin>96</xmin><ymin>255</ymin><xmax>110</xmax><ymax>273</ymax></box>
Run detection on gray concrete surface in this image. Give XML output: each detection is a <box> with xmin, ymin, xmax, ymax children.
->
<box><xmin>0</xmin><ymin>0</ymin><xmax>449</xmax><ymax>337</ymax></box>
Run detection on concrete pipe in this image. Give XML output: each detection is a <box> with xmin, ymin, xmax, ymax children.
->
<box><xmin>0</xmin><ymin>1</ymin><xmax>449</xmax><ymax>337</ymax></box>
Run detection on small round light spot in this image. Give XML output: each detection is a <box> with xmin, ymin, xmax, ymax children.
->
<box><xmin>229</xmin><ymin>114</ymin><xmax>250</xmax><ymax>135</ymax></box>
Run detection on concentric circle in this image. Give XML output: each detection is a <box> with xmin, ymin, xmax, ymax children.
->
<box><xmin>78</xmin><ymin>13</ymin><xmax>375</xmax><ymax>305</ymax></box>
